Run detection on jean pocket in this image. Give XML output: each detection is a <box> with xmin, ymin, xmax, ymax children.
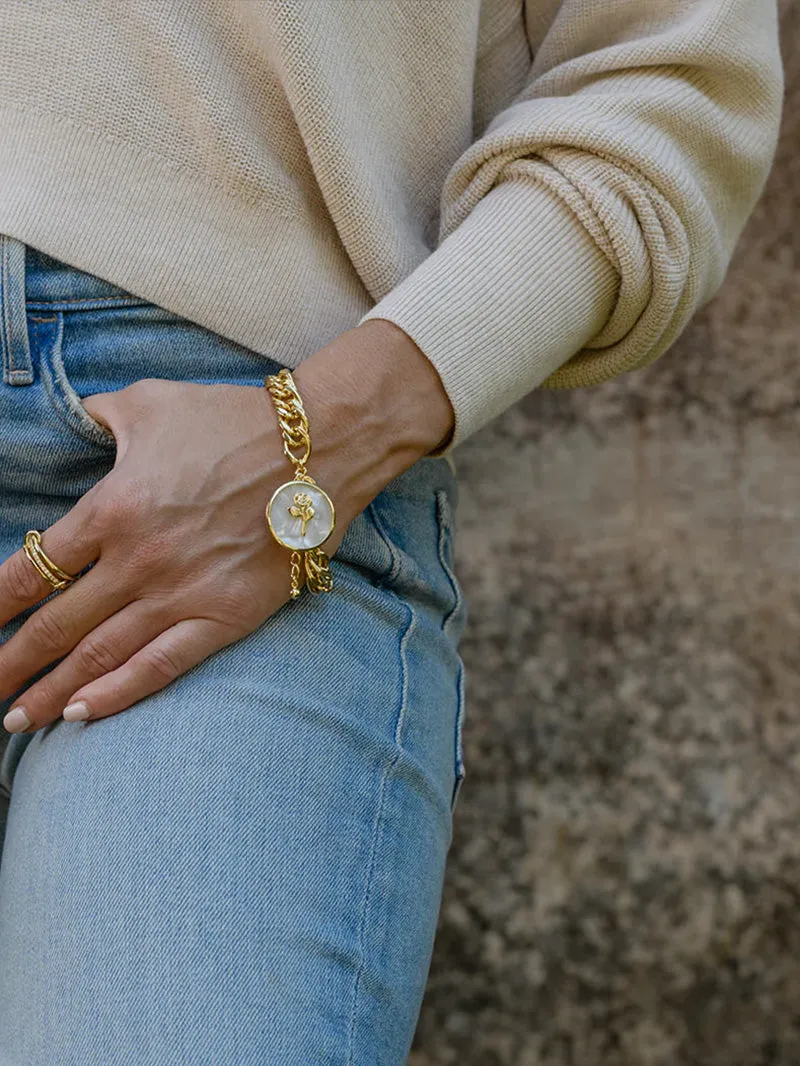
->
<box><xmin>32</xmin><ymin>311</ymin><xmax>118</xmax><ymax>451</ymax></box>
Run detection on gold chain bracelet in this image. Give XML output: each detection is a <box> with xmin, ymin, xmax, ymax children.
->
<box><xmin>263</xmin><ymin>368</ymin><xmax>335</xmax><ymax>599</ymax></box>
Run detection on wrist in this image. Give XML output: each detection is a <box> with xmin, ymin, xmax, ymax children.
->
<box><xmin>290</xmin><ymin>320</ymin><xmax>454</xmax><ymax>512</ymax></box>
<box><xmin>352</xmin><ymin>319</ymin><xmax>455</xmax><ymax>458</ymax></box>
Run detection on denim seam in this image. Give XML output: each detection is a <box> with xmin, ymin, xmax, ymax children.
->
<box><xmin>1</xmin><ymin>238</ymin><xmax>11</xmax><ymax>380</ymax></box>
<box><xmin>434</xmin><ymin>490</ymin><xmax>463</xmax><ymax>639</ymax></box>
<box><xmin>434</xmin><ymin>490</ymin><xmax>467</xmax><ymax>809</ymax></box>
<box><xmin>26</xmin><ymin>296</ymin><xmax>151</xmax><ymax>310</ymax></box>
<box><xmin>1</xmin><ymin>238</ymin><xmax>34</xmax><ymax>384</ymax></box>
<box><xmin>452</xmin><ymin>659</ymin><xmax>467</xmax><ymax>810</ymax></box>
<box><xmin>344</xmin><ymin>585</ymin><xmax>416</xmax><ymax>1065</ymax></box>
<box><xmin>366</xmin><ymin>499</ymin><xmax>403</xmax><ymax>586</ymax></box>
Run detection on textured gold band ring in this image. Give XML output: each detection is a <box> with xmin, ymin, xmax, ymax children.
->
<box><xmin>22</xmin><ymin>529</ymin><xmax>78</xmax><ymax>591</ymax></box>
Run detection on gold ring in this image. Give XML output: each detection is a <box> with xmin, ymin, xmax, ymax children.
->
<box><xmin>22</xmin><ymin>529</ymin><xmax>78</xmax><ymax>591</ymax></box>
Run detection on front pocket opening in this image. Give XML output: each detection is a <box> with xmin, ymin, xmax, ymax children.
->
<box><xmin>33</xmin><ymin>312</ymin><xmax>118</xmax><ymax>450</ymax></box>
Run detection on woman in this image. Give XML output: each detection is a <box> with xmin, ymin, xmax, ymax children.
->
<box><xmin>0</xmin><ymin>2</ymin><xmax>783</xmax><ymax>1063</ymax></box>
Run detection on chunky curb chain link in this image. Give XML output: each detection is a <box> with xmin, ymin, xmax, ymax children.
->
<box><xmin>264</xmin><ymin>369</ymin><xmax>334</xmax><ymax>599</ymax></box>
<box><xmin>264</xmin><ymin>369</ymin><xmax>312</xmax><ymax>477</ymax></box>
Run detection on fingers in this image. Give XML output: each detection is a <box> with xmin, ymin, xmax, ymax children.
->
<box><xmin>3</xmin><ymin>598</ymin><xmax>167</xmax><ymax>733</ymax></box>
<box><xmin>0</xmin><ymin>556</ymin><xmax>134</xmax><ymax>706</ymax></box>
<box><xmin>61</xmin><ymin>617</ymin><xmax>236</xmax><ymax>724</ymax></box>
<box><xmin>0</xmin><ymin>486</ymin><xmax>103</xmax><ymax>628</ymax></box>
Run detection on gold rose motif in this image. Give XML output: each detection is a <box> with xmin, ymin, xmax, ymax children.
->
<box><xmin>288</xmin><ymin>491</ymin><xmax>315</xmax><ymax>536</ymax></box>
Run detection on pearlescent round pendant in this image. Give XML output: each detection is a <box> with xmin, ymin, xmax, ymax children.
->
<box><xmin>266</xmin><ymin>479</ymin><xmax>335</xmax><ymax>551</ymax></box>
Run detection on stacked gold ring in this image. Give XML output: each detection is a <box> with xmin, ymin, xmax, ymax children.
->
<box><xmin>22</xmin><ymin>529</ymin><xmax>77</xmax><ymax>591</ymax></box>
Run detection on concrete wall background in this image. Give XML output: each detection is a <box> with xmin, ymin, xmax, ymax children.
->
<box><xmin>411</xmin><ymin>4</ymin><xmax>800</xmax><ymax>1063</ymax></box>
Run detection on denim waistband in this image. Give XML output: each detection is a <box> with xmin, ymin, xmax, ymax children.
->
<box><xmin>24</xmin><ymin>242</ymin><xmax>152</xmax><ymax>310</ymax></box>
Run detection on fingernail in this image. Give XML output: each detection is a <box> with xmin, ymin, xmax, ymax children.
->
<box><xmin>63</xmin><ymin>701</ymin><xmax>91</xmax><ymax>722</ymax></box>
<box><xmin>3</xmin><ymin>707</ymin><xmax>31</xmax><ymax>733</ymax></box>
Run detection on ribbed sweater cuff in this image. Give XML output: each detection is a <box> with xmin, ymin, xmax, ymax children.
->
<box><xmin>357</xmin><ymin>178</ymin><xmax>621</xmax><ymax>456</ymax></box>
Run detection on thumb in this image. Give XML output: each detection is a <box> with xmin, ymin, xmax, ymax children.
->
<box><xmin>81</xmin><ymin>392</ymin><xmax>114</xmax><ymax>432</ymax></box>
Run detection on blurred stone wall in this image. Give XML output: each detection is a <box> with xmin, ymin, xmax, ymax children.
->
<box><xmin>411</xmin><ymin>4</ymin><xmax>800</xmax><ymax>1064</ymax></box>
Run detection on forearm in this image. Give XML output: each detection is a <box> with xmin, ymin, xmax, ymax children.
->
<box><xmin>291</xmin><ymin>319</ymin><xmax>455</xmax><ymax>515</ymax></box>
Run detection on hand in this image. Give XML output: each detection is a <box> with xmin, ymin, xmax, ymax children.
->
<box><xmin>0</xmin><ymin>320</ymin><xmax>454</xmax><ymax>733</ymax></box>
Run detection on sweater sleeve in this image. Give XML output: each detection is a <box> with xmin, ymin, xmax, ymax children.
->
<box><xmin>357</xmin><ymin>0</ymin><xmax>785</xmax><ymax>456</ymax></box>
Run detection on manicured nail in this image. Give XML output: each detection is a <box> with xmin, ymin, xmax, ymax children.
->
<box><xmin>63</xmin><ymin>701</ymin><xmax>91</xmax><ymax>722</ymax></box>
<box><xmin>3</xmin><ymin>707</ymin><xmax>31</xmax><ymax>733</ymax></box>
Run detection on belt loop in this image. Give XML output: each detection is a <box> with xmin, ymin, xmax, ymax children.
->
<box><xmin>1</xmin><ymin>234</ymin><xmax>34</xmax><ymax>385</ymax></box>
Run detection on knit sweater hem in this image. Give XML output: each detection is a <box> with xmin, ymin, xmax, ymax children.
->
<box><xmin>0</xmin><ymin>106</ymin><xmax>372</xmax><ymax>375</ymax></box>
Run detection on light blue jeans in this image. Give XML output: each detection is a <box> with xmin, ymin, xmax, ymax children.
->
<box><xmin>0</xmin><ymin>237</ymin><xmax>467</xmax><ymax>1065</ymax></box>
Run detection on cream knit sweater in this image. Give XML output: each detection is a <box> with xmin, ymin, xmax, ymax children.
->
<box><xmin>0</xmin><ymin>1</ymin><xmax>784</xmax><ymax>456</ymax></box>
